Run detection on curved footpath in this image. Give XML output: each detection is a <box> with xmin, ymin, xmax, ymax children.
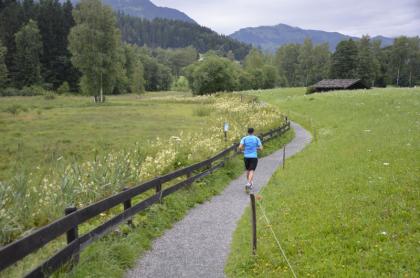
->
<box><xmin>126</xmin><ymin>122</ymin><xmax>312</xmax><ymax>278</ymax></box>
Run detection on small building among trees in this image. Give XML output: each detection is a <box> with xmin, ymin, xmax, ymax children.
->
<box><xmin>308</xmin><ymin>79</ymin><xmax>370</xmax><ymax>93</ymax></box>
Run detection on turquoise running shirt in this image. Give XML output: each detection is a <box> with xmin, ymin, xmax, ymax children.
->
<box><xmin>240</xmin><ymin>135</ymin><xmax>262</xmax><ymax>158</ymax></box>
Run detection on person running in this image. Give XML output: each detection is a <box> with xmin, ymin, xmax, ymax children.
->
<box><xmin>239</xmin><ymin>128</ymin><xmax>263</xmax><ymax>193</ymax></box>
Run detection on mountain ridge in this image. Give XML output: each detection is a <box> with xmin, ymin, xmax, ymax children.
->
<box><xmin>70</xmin><ymin>0</ymin><xmax>196</xmax><ymax>23</ymax></box>
<box><xmin>230</xmin><ymin>23</ymin><xmax>394</xmax><ymax>52</ymax></box>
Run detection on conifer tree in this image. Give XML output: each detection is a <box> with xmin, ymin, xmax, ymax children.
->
<box><xmin>330</xmin><ymin>39</ymin><xmax>358</xmax><ymax>79</ymax></box>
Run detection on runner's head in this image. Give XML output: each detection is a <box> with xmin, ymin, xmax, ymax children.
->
<box><xmin>248</xmin><ymin>128</ymin><xmax>254</xmax><ymax>134</ymax></box>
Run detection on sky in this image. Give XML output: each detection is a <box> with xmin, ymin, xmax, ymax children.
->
<box><xmin>153</xmin><ymin>0</ymin><xmax>420</xmax><ymax>37</ymax></box>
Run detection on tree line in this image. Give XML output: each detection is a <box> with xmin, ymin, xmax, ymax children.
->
<box><xmin>274</xmin><ymin>36</ymin><xmax>420</xmax><ymax>88</ymax></box>
<box><xmin>0</xmin><ymin>0</ymin><xmax>204</xmax><ymax>96</ymax></box>
<box><xmin>185</xmin><ymin>36</ymin><xmax>420</xmax><ymax>95</ymax></box>
<box><xmin>0</xmin><ymin>0</ymin><xmax>78</xmax><ymax>91</ymax></box>
<box><xmin>1</xmin><ymin>0</ymin><xmax>419</xmax><ymax>98</ymax></box>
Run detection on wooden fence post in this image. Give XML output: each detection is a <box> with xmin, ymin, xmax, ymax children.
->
<box><xmin>250</xmin><ymin>194</ymin><xmax>257</xmax><ymax>255</ymax></box>
<box><xmin>283</xmin><ymin>146</ymin><xmax>286</xmax><ymax>170</ymax></box>
<box><xmin>156</xmin><ymin>179</ymin><xmax>163</xmax><ymax>203</ymax></box>
<box><xmin>122</xmin><ymin>188</ymin><xmax>133</xmax><ymax>226</ymax></box>
<box><xmin>64</xmin><ymin>207</ymin><xmax>79</xmax><ymax>266</ymax></box>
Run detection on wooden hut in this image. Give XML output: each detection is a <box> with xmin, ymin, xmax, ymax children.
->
<box><xmin>309</xmin><ymin>79</ymin><xmax>370</xmax><ymax>93</ymax></box>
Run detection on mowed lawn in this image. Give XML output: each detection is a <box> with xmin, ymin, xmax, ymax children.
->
<box><xmin>0</xmin><ymin>93</ymin><xmax>206</xmax><ymax>180</ymax></box>
<box><xmin>226</xmin><ymin>88</ymin><xmax>420</xmax><ymax>277</ymax></box>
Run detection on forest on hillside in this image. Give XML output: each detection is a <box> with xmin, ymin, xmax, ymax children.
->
<box><xmin>117</xmin><ymin>13</ymin><xmax>251</xmax><ymax>61</ymax></box>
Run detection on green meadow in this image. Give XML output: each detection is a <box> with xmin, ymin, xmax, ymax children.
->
<box><xmin>226</xmin><ymin>87</ymin><xmax>420</xmax><ymax>277</ymax></box>
<box><xmin>0</xmin><ymin>92</ymin><xmax>205</xmax><ymax>180</ymax></box>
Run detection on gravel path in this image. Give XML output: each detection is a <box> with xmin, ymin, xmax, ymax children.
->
<box><xmin>126</xmin><ymin>122</ymin><xmax>311</xmax><ymax>278</ymax></box>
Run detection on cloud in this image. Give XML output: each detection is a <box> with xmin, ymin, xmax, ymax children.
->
<box><xmin>153</xmin><ymin>0</ymin><xmax>420</xmax><ymax>37</ymax></box>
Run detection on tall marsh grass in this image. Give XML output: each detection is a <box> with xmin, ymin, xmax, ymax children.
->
<box><xmin>0</xmin><ymin>94</ymin><xmax>284</xmax><ymax>244</ymax></box>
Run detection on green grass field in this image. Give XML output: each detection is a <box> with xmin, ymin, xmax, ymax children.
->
<box><xmin>0</xmin><ymin>92</ymin><xmax>284</xmax><ymax>245</ymax></box>
<box><xmin>226</xmin><ymin>87</ymin><xmax>420</xmax><ymax>277</ymax></box>
<box><xmin>0</xmin><ymin>92</ymin><xmax>206</xmax><ymax>180</ymax></box>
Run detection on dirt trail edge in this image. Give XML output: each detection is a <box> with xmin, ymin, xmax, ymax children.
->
<box><xmin>126</xmin><ymin>122</ymin><xmax>312</xmax><ymax>278</ymax></box>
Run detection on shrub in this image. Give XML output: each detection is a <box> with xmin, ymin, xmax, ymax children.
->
<box><xmin>171</xmin><ymin>76</ymin><xmax>190</xmax><ymax>92</ymax></box>
<box><xmin>185</xmin><ymin>55</ymin><xmax>239</xmax><ymax>95</ymax></box>
<box><xmin>306</xmin><ymin>86</ymin><xmax>316</xmax><ymax>94</ymax></box>
<box><xmin>57</xmin><ymin>82</ymin><xmax>70</xmax><ymax>94</ymax></box>
<box><xmin>3</xmin><ymin>104</ymin><xmax>26</xmax><ymax>115</ymax></box>
<box><xmin>43</xmin><ymin>91</ymin><xmax>56</xmax><ymax>100</ymax></box>
<box><xmin>20</xmin><ymin>86</ymin><xmax>36</xmax><ymax>96</ymax></box>
<box><xmin>0</xmin><ymin>87</ymin><xmax>20</xmax><ymax>97</ymax></box>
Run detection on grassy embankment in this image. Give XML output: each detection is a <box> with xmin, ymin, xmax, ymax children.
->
<box><xmin>226</xmin><ymin>87</ymin><xmax>420</xmax><ymax>277</ymax></box>
<box><xmin>0</xmin><ymin>92</ymin><xmax>293</xmax><ymax>277</ymax></box>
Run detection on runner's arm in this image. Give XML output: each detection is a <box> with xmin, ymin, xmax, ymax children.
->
<box><xmin>239</xmin><ymin>138</ymin><xmax>245</xmax><ymax>151</ymax></box>
<box><xmin>257</xmin><ymin>138</ymin><xmax>263</xmax><ymax>151</ymax></box>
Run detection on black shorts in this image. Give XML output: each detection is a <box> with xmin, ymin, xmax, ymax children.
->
<box><xmin>244</xmin><ymin>158</ymin><xmax>258</xmax><ymax>171</ymax></box>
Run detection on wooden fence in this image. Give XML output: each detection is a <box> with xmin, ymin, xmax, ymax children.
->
<box><xmin>0</xmin><ymin>120</ymin><xmax>291</xmax><ymax>277</ymax></box>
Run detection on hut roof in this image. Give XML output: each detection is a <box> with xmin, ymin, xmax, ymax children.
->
<box><xmin>311</xmin><ymin>79</ymin><xmax>363</xmax><ymax>89</ymax></box>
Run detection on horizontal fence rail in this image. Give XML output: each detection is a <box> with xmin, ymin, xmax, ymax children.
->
<box><xmin>0</xmin><ymin>120</ymin><xmax>290</xmax><ymax>277</ymax></box>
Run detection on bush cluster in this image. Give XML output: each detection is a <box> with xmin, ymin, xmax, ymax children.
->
<box><xmin>0</xmin><ymin>85</ymin><xmax>56</xmax><ymax>97</ymax></box>
<box><xmin>184</xmin><ymin>54</ymin><xmax>278</xmax><ymax>95</ymax></box>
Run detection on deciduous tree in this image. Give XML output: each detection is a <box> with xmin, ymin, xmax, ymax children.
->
<box><xmin>185</xmin><ymin>55</ymin><xmax>238</xmax><ymax>95</ymax></box>
<box><xmin>68</xmin><ymin>0</ymin><xmax>121</xmax><ymax>101</ymax></box>
<box><xmin>14</xmin><ymin>19</ymin><xmax>43</xmax><ymax>87</ymax></box>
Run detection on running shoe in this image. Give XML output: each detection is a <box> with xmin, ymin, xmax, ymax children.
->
<box><xmin>245</xmin><ymin>183</ymin><xmax>251</xmax><ymax>193</ymax></box>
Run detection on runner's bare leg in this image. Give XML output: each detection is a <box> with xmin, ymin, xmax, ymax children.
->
<box><xmin>248</xmin><ymin>170</ymin><xmax>254</xmax><ymax>184</ymax></box>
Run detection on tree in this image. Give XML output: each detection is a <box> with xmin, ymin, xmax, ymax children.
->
<box><xmin>138</xmin><ymin>48</ymin><xmax>172</xmax><ymax>91</ymax></box>
<box><xmin>406</xmin><ymin>38</ymin><xmax>420</xmax><ymax>86</ymax></box>
<box><xmin>242</xmin><ymin>49</ymin><xmax>277</xmax><ymax>90</ymax></box>
<box><xmin>0</xmin><ymin>40</ymin><xmax>8</xmax><ymax>88</ymax></box>
<box><xmin>311</xmin><ymin>43</ymin><xmax>331</xmax><ymax>84</ymax></box>
<box><xmin>14</xmin><ymin>19</ymin><xmax>43</xmax><ymax>87</ymax></box>
<box><xmin>330</xmin><ymin>39</ymin><xmax>358</xmax><ymax>79</ymax></box>
<box><xmin>68</xmin><ymin>0</ymin><xmax>121</xmax><ymax>101</ymax></box>
<box><xmin>372</xmin><ymin>40</ymin><xmax>388</xmax><ymax>87</ymax></box>
<box><xmin>261</xmin><ymin>65</ymin><xmax>277</xmax><ymax>89</ymax></box>
<box><xmin>171</xmin><ymin>76</ymin><xmax>189</xmax><ymax>92</ymax></box>
<box><xmin>244</xmin><ymin>48</ymin><xmax>265</xmax><ymax>70</ymax></box>
<box><xmin>124</xmin><ymin>44</ymin><xmax>144</xmax><ymax>94</ymax></box>
<box><xmin>0</xmin><ymin>0</ymin><xmax>23</xmax><ymax>83</ymax></box>
<box><xmin>275</xmin><ymin>44</ymin><xmax>300</xmax><ymax>86</ymax></box>
<box><xmin>185</xmin><ymin>55</ymin><xmax>239</xmax><ymax>95</ymax></box>
<box><xmin>296</xmin><ymin>38</ymin><xmax>314</xmax><ymax>86</ymax></box>
<box><xmin>166</xmin><ymin>47</ymin><xmax>197</xmax><ymax>76</ymax></box>
<box><xmin>246</xmin><ymin>68</ymin><xmax>265</xmax><ymax>89</ymax></box>
<box><xmin>36</xmin><ymin>0</ymin><xmax>78</xmax><ymax>89</ymax></box>
<box><xmin>356</xmin><ymin>36</ymin><xmax>379</xmax><ymax>87</ymax></box>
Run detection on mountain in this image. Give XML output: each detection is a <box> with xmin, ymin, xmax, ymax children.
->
<box><xmin>230</xmin><ymin>23</ymin><xmax>394</xmax><ymax>52</ymax></box>
<box><xmin>72</xmin><ymin>0</ymin><xmax>196</xmax><ymax>23</ymax></box>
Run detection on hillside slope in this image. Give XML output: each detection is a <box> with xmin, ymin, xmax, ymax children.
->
<box><xmin>118</xmin><ymin>14</ymin><xmax>251</xmax><ymax>60</ymax></box>
<box><xmin>230</xmin><ymin>23</ymin><xmax>394</xmax><ymax>51</ymax></box>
